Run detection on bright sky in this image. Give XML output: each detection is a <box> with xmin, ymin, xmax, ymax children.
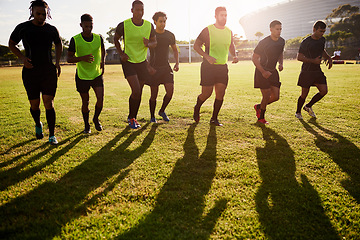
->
<box><xmin>0</xmin><ymin>0</ymin><xmax>285</xmax><ymax>48</ymax></box>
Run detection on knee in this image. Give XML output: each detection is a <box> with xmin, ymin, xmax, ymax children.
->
<box><xmin>320</xmin><ymin>89</ymin><xmax>328</xmax><ymax>96</ymax></box>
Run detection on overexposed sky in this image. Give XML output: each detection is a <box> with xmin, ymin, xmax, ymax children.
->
<box><xmin>0</xmin><ymin>0</ymin><xmax>286</xmax><ymax>48</ymax></box>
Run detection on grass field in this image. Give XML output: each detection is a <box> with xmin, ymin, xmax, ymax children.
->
<box><xmin>0</xmin><ymin>60</ymin><xmax>359</xmax><ymax>239</ymax></box>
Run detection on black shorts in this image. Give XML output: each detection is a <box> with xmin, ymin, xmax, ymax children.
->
<box><xmin>121</xmin><ymin>60</ymin><xmax>151</xmax><ymax>82</ymax></box>
<box><xmin>145</xmin><ymin>65</ymin><xmax>174</xmax><ymax>86</ymax></box>
<box><xmin>200</xmin><ymin>61</ymin><xmax>229</xmax><ymax>86</ymax></box>
<box><xmin>297</xmin><ymin>71</ymin><xmax>327</xmax><ymax>88</ymax></box>
<box><xmin>254</xmin><ymin>68</ymin><xmax>281</xmax><ymax>89</ymax></box>
<box><xmin>22</xmin><ymin>64</ymin><xmax>58</xmax><ymax>100</ymax></box>
<box><xmin>75</xmin><ymin>73</ymin><xmax>104</xmax><ymax>93</ymax></box>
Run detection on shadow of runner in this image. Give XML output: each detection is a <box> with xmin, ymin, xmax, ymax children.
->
<box><xmin>0</xmin><ymin>133</ymin><xmax>83</xmax><ymax>191</ymax></box>
<box><xmin>255</xmin><ymin>125</ymin><xmax>340</xmax><ymax>239</ymax></box>
<box><xmin>116</xmin><ymin>124</ymin><xmax>227</xmax><ymax>240</ymax></box>
<box><xmin>0</xmin><ymin>123</ymin><xmax>158</xmax><ymax>239</ymax></box>
<box><xmin>300</xmin><ymin>119</ymin><xmax>360</xmax><ymax>203</ymax></box>
<box><xmin>0</xmin><ymin>139</ymin><xmax>36</xmax><ymax>167</ymax></box>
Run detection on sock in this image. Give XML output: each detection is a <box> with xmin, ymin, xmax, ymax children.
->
<box><xmin>93</xmin><ymin>105</ymin><xmax>102</xmax><ymax>122</ymax></box>
<box><xmin>195</xmin><ymin>96</ymin><xmax>205</xmax><ymax>112</ymax></box>
<box><xmin>149</xmin><ymin>99</ymin><xmax>156</xmax><ymax>118</ymax></box>
<box><xmin>306</xmin><ymin>93</ymin><xmax>324</xmax><ymax>108</ymax></box>
<box><xmin>259</xmin><ymin>109</ymin><xmax>266</xmax><ymax>120</ymax></box>
<box><xmin>133</xmin><ymin>98</ymin><xmax>141</xmax><ymax>119</ymax></box>
<box><xmin>212</xmin><ymin>99</ymin><xmax>223</xmax><ymax>120</ymax></box>
<box><xmin>30</xmin><ymin>108</ymin><xmax>41</xmax><ymax>127</ymax></box>
<box><xmin>296</xmin><ymin>96</ymin><xmax>306</xmax><ymax>113</ymax></box>
<box><xmin>159</xmin><ymin>95</ymin><xmax>172</xmax><ymax>113</ymax></box>
<box><xmin>82</xmin><ymin>110</ymin><xmax>90</xmax><ymax>128</ymax></box>
<box><xmin>46</xmin><ymin>108</ymin><xmax>56</xmax><ymax>137</ymax></box>
<box><xmin>256</xmin><ymin>104</ymin><xmax>261</xmax><ymax>110</ymax></box>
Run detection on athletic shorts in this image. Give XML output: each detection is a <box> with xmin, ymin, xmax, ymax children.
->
<box><xmin>297</xmin><ymin>71</ymin><xmax>327</xmax><ymax>88</ymax></box>
<box><xmin>254</xmin><ymin>68</ymin><xmax>281</xmax><ymax>89</ymax></box>
<box><xmin>200</xmin><ymin>61</ymin><xmax>229</xmax><ymax>86</ymax></box>
<box><xmin>75</xmin><ymin>73</ymin><xmax>104</xmax><ymax>93</ymax></box>
<box><xmin>121</xmin><ymin>60</ymin><xmax>150</xmax><ymax>82</ymax></box>
<box><xmin>22</xmin><ymin>64</ymin><xmax>58</xmax><ymax>100</ymax></box>
<box><xmin>145</xmin><ymin>65</ymin><xmax>174</xmax><ymax>86</ymax></box>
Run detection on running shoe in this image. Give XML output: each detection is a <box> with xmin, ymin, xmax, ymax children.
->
<box><xmin>35</xmin><ymin>122</ymin><xmax>44</xmax><ymax>139</ymax></box>
<box><xmin>210</xmin><ymin>118</ymin><xmax>223</xmax><ymax>126</ymax></box>
<box><xmin>295</xmin><ymin>113</ymin><xmax>303</xmax><ymax>120</ymax></box>
<box><xmin>129</xmin><ymin>118</ymin><xmax>140</xmax><ymax>129</ymax></box>
<box><xmin>303</xmin><ymin>106</ymin><xmax>316</xmax><ymax>118</ymax></box>
<box><xmin>254</xmin><ymin>104</ymin><xmax>261</xmax><ymax>119</ymax></box>
<box><xmin>257</xmin><ymin>119</ymin><xmax>269</xmax><ymax>124</ymax></box>
<box><xmin>49</xmin><ymin>136</ymin><xmax>58</xmax><ymax>145</ymax></box>
<box><xmin>93</xmin><ymin>119</ymin><xmax>103</xmax><ymax>131</ymax></box>
<box><xmin>159</xmin><ymin>111</ymin><xmax>170</xmax><ymax>121</ymax></box>
<box><xmin>134</xmin><ymin>119</ymin><xmax>141</xmax><ymax>128</ymax></box>
<box><xmin>150</xmin><ymin>117</ymin><xmax>157</xmax><ymax>123</ymax></box>
<box><xmin>83</xmin><ymin>124</ymin><xmax>91</xmax><ymax>134</ymax></box>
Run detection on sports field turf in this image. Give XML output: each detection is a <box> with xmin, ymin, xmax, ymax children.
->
<box><xmin>0</xmin><ymin>60</ymin><xmax>359</xmax><ymax>239</ymax></box>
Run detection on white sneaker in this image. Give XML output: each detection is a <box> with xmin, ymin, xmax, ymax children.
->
<box><xmin>303</xmin><ymin>106</ymin><xmax>316</xmax><ymax>118</ymax></box>
<box><xmin>295</xmin><ymin>113</ymin><xmax>303</xmax><ymax>120</ymax></box>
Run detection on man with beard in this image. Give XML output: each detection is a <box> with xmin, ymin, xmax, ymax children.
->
<box><xmin>114</xmin><ymin>0</ymin><xmax>157</xmax><ymax>129</ymax></box>
<box><xmin>193</xmin><ymin>6</ymin><xmax>238</xmax><ymax>126</ymax></box>
<box><xmin>9</xmin><ymin>0</ymin><xmax>62</xmax><ymax>144</ymax></box>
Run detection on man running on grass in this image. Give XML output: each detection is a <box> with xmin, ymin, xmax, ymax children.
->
<box><xmin>193</xmin><ymin>6</ymin><xmax>238</xmax><ymax>126</ymax></box>
<box><xmin>252</xmin><ymin>20</ymin><xmax>285</xmax><ymax>124</ymax></box>
<box><xmin>295</xmin><ymin>20</ymin><xmax>332</xmax><ymax>120</ymax></box>
<box><xmin>9</xmin><ymin>0</ymin><xmax>62</xmax><ymax>145</ymax></box>
<box><xmin>67</xmin><ymin>14</ymin><xmax>105</xmax><ymax>133</ymax></box>
<box><xmin>114</xmin><ymin>0</ymin><xmax>157</xmax><ymax>129</ymax></box>
<box><xmin>146</xmin><ymin>11</ymin><xmax>179</xmax><ymax>123</ymax></box>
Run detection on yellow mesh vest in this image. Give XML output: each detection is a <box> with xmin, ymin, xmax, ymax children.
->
<box><xmin>208</xmin><ymin>25</ymin><xmax>232</xmax><ymax>65</ymax></box>
<box><xmin>74</xmin><ymin>33</ymin><xmax>102</xmax><ymax>80</ymax></box>
<box><xmin>124</xmin><ymin>18</ymin><xmax>151</xmax><ymax>63</ymax></box>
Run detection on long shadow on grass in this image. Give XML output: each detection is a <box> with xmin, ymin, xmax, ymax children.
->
<box><xmin>300</xmin><ymin>119</ymin><xmax>360</xmax><ymax>203</ymax></box>
<box><xmin>0</xmin><ymin>133</ymin><xmax>83</xmax><ymax>191</ymax></box>
<box><xmin>255</xmin><ymin>125</ymin><xmax>340</xmax><ymax>239</ymax></box>
<box><xmin>116</xmin><ymin>124</ymin><xmax>227</xmax><ymax>240</ymax></box>
<box><xmin>0</xmin><ymin>123</ymin><xmax>158</xmax><ymax>239</ymax></box>
<box><xmin>0</xmin><ymin>138</ymin><xmax>36</xmax><ymax>167</ymax></box>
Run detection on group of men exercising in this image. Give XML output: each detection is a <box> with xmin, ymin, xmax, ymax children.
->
<box><xmin>9</xmin><ymin>0</ymin><xmax>332</xmax><ymax>144</ymax></box>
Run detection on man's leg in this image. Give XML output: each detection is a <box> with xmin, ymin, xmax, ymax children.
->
<box><xmin>259</xmin><ymin>88</ymin><xmax>271</xmax><ymax>121</ymax></box>
<box><xmin>29</xmin><ymin>98</ymin><xmax>43</xmax><ymax>139</ymax></box>
<box><xmin>126</xmin><ymin>75</ymin><xmax>142</xmax><ymax>120</ymax></box>
<box><xmin>306</xmin><ymin>84</ymin><xmax>327</xmax><ymax>108</ymax></box>
<box><xmin>194</xmin><ymin>85</ymin><xmax>213</xmax><ymax>122</ymax></box>
<box><xmin>79</xmin><ymin>92</ymin><xmax>90</xmax><ymax>133</ymax></box>
<box><xmin>43</xmin><ymin>95</ymin><xmax>57</xmax><ymax>144</ymax></box>
<box><xmin>211</xmin><ymin>83</ymin><xmax>227</xmax><ymax>124</ymax></box>
<box><xmin>159</xmin><ymin>83</ymin><xmax>174</xmax><ymax>121</ymax></box>
<box><xmin>268</xmin><ymin>86</ymin><xmax>280</xmax><ymax>105</ymax></box>
<box><xmin>93</xmin><ymin>86</ymin><xmax>104</xmax><ymax>131</ymax></box>
<box><xmin>149</xmin><ymin>85</ymin><xmax>159</xmax><ymax>121</ymax></box>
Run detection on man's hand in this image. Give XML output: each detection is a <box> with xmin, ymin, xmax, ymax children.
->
<box><xmin>173</xmin><ymin>63</ymin><xmax>179</xmax><ymax>72</ymax></box>
<box><xmin>55</xmin><ymin>63</ymin><xmax>61</xmax><ymax>77</ymax></box>
<box><xmin>100</xmin><ymin>62</ymin><xmax>105</xmax><ymax>75</ymax></box>
<box><xmin>278</xmin><ymin>63</ymin><xmax>283</xmax><ymax>72</ymax></box>
<box><xmin>313</xmin><ymin>56</ymin><xmax>322</xmax><ymax>65</ymax></box>
<box><xmin>325</xmin><ymin>58</ymin><xmax>333</xmax><ymax>69</ymax></box>
<box><xmin>262</xmin><ymin>71</ymin><xmax>272</xmax><ymax>79</ymax></box>
<box><xmin>82</xmin><ymin>54</ymin><xmax>94</xmax><ymax>63</ymax></box>
<box><xmin>205</xmin><ymin>55</ymin><xmax>217</xmax><ymax>64</ymax></box>
<box><xmin>23</xmin><ymin>57</ymin><xmax>33</xmax><ymax>69</ymax></box>
<box><xmin>120</xmin><ymin>53</ymin><xmax>129</xmax><ymax>62</ymax></box>
<box><xmin>232</xmin><ymin>56</ymin><xmax>239</xmax><ymax>64</ymax></box>
<box><xmin>143</xmin><ymin>37</ymin><xmax>149</xmax><ymax>47</ymax></box>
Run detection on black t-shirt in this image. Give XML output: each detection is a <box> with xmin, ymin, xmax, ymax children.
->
<box><xmin>298</xmin><ymin>36</ymin><xmax>325</xmax><ymax>72</ymax></box>
<box><xmin>149</xmin><ymin>30</ymin><xmax>175</xmax><ymax>68</ymax></box>
<box><xmin>254</xmin><ymin>36</ymin><xmax>285</xmax><ymax>71</ymax></box>
<box><xmin>68</xmin><ymin>34</ymin><xmax>104</xmax><ymax>53</ymax></box>
<box><xmin>10</xmin><ymin>21</ymin><xmax>61</xmax><ymax>67</ymax></box>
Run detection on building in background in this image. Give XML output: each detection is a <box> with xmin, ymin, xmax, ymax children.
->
<box><xmin>239</xmin><ymin>0</ymin><xmax>360</xmax><ymax>41</ymax></box>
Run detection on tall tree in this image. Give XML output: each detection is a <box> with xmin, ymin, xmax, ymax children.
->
<box><xmin>326</xmin><ymin>4</ymin><xmax>360</xmax><ymax>38</ymax></box>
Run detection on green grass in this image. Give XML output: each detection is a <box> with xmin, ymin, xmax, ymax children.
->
<box><xmin>0</xmin><ymin>60</ymin><xmax>359</xmax><ymax>239</ymax></box>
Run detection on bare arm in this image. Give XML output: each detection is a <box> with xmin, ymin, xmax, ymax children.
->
<box><xmin>143</xmin><ymin>35</ymin><xmax>157</xmax><ymax>48</ymax></box>
<box><xmin>278</xmin><ymin>52</ymin><xmax>284</xmax><ymax>71</ymax></box>
<box><xmin>229</xmin><ymin>34</ymin><xmax>238</xmax><ymax>63</ymax></box>
<box><xmin>114</xmin><ymin>32</ymin><xmax>128</xmax><ymax>62</ymax></box>
<box><xmin>54</xmin><ymin>42</ymin><xmax>62</xmax><ymax>77</ymax></box>
<box><xmin>322</xmin><ymin>49</ymin><xmax>333</xmax><ymax>69</ymax></box>
<box><xmin>8</xmin><ymin>39</ymin><xmax>33</xmax><ymax>69</ymax></box>
<box><xmin>252</xmin><ymin>52</ymin><xmax>272</xmax><ymax>79</ymax></box>
<box><xmin>297</xmin><ymin>52</ymin><xmax>321</xmax><ymax>65</ymax></box>
<box><xmin>194</xmin><ymin>38</ymin><xmax>216</xmax><ymax>64</ymax></box>
<box><xmin>170</xmin><ymin>44</ymin><xmax>179</xmax><ymax>71</ymax></box>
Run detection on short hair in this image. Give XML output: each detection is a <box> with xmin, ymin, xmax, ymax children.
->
<box><xmin>29</xmin><ymin>0</ymin><xmax>51</xmax><ymax>20</ymax></box>
<box><xmin>132</xmin><ymin>0</ymin><xmax>143</xmax><ymax>8</ymax></box>
<box><xmin>152</xmin><ymin>12</ymin><xmax>167</xmax><ymax>22</ymax></box>
<box><xmin>81</xmin><ymin>14</ymin><xmax>93</xmax><ymax>22</ymax></box>
<box><xmin>270</xmin><ymin>20</ymin><xmax>282</xmax><ymax>28</ymax></box>
<box><xmin>313</xmin><ymin>20</ymin><xmax>326</xmax><ymax>30</ymax></box>
<box><xmin>215</xmin><ymin>6</ymin><xmax>226</xmax><ymax>15</ymax></box>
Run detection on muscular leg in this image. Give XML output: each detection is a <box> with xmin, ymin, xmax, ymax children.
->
<box><xmin>212</xmin><ymin>83</ymin><xmax>226</xmax><ymax>120</ymax></box>
<box><xmin>79</xmin><ymin>92</ymin><xmax>90</xmax><ymax>132</ymax></box>
<box><xmin>29</xmin><ymin>98</ymin><xmax>41</xmax><ymax>127</ymax></box>
<box><xmin>92</xmin><ymin>86</ymin><xmax>104</xmax><ymax>130</ymax></box>
<box><xmin>126</xmin><ymin>75</ymin><xmax>143</xmax><ymax>119</ymax></box>
<box><xmin>296</xmin><ymin>87</ymin><xmax>310</xmax><ymax>113</ymax></box>
<box><xmin>306</xmin><ymin>84</ymin><xmax>327</xmax><ymax>108</ymax></box>
<box><xmin>159</xmin><ymin>83</ymin><xmax>174</xmax><ymax>113</ymax></box>
<box><xmin>194</xmin><ymin>85</ymin><xmax>213</xmax><ymax>122</ymax></box>
<box><xmin>42</xmin><ymin>95</ymin><xmax>56</xmax><ymax>137</ymax></box>
<box><xmin>149</xmin><ymin>85</ymin><xmax>159</xmax><ymax>119</ymax></box>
